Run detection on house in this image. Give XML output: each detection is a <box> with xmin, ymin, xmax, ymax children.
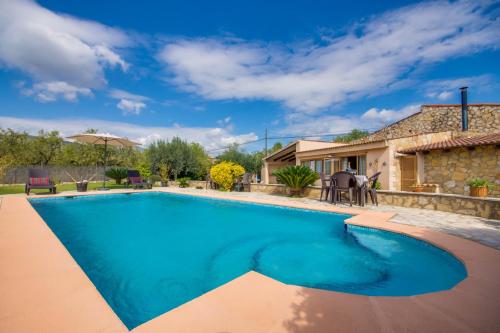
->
<box><xmin>262</xmin><ymin>140</ymin><xmax>346</xmax><ymax>184</ymax></box>
<box><xmin>262</xmin><ymin>90</ymin><xmax>500</xmax><ymax>197</ymax></box>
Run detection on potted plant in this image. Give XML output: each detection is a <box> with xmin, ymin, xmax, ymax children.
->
<box><xmin>105</xmin><ymin>167</ymin><xmax>128</xmax><ymax>185</ymax></box>
<box><xmin>467</xmin><ymin>178</ymin><xmax>494</xmax><ymax>197</ymax></box>
<box><xmin>148</xmin><ymin>175</ymin><xmax>161</xmax><ymax>187</ymax></box>
<box><xmin>178</xmin><ymin>177</ymin><xmax>191</xmax><ymax>188</ymax></box>
<box><xmin>158</xmin><ymin>164</ymin><xmax>169</xmax><ymax>187</ymax></box>
<box><xmin>272</xmin><ymin>165</ymin><xmax>319</xmax><ymax>197</ymax></box>
<box><xmin>411</xmin><ymin>183</ymin><xmax>424</xmax><ymax>192</ymax></box>
<box><xmin>65</xmin><ymin>171</ymin><xmax>96</xmax><ymax>192</ymax></box>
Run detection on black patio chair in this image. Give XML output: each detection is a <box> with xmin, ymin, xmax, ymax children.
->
<box><xmin>25</xmin><ymin>168</ymin><xmax>56</xmax><ymax>195</ymax></box>
<box><xmin>319</xmin><ymin>173</ymin><xmax>331</xmax><ymax>201</ymax></box>
<box><xmin>126</xmin><ymin>170</ymin><xmax>151</xmax><ymax>189</ymax></box>
<box><xmin>330</xmin><ymin>171</ymin><xmax>356</xmax><ymax>206</ymax></box>
<box><xmin>365</xmin><ymin>171</ymin><xmax>382</xmax><ymax>206</ymax></box>
<box><xmin>241</xmin><ymin>173</ymin><xmax>252</xmax><ymax>192</ymax></box>
<box><xmin>206</xmin><ymin>173</ymin><xmax>218</xmax><ymax>189</ymax></box>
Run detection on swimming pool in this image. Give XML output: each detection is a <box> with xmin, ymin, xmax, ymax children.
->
<box><xmin>30</xmin><ymin>192</ymin><xmax>466</xmax><ymax>329</ymax></box>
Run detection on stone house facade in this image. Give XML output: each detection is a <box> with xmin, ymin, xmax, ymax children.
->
<box><xmin>358</xmin><ymin>104</ymin><xmax>500</xmax><ymax>142</ymax></box>
<box><xmin>263</xmin><ymin>104</ymin><xmax>500</xmax><ymax>197</ymax></box>
<box><xmin>400</xmin><ymin>134</ymin><xmax>500</xmax><ymax>197</ymax></box>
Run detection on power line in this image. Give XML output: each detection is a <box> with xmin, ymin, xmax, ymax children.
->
<box><xmin>207</xmin><ymin>128</ymin><xmax>376</xmax><ymax>154</ymax></box>
<box><xmin>206</xmin><ymin>138</ymin><xmax>265</xmax><ymax>153</ymax></box>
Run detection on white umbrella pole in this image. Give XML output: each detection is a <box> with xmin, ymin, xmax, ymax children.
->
<box><xmin>102</xmin><ymin>139</ymin><xmax>108</xmax><ymax>189</ymax></box>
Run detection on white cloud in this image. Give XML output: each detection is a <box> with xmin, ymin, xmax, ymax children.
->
<box><xmin>0</xmin><ymin>116</ymin><xmax>258</xmax><ymax>152</ymax></box>
<box><xmin>279</xmin><ymin>115</ymin><xmax>362</xmax><ymax>137</ymax></box>
<box><xmin>116</xmin><ymin>99</ymin><xmax>146</xmax><ymax>115</ymax></box>
<box><xmin>436</xmin><ymin>91</ymin><xmax>454</xmax><ymax>101</ymax></box>
<box><xmin>19</xmin><ymin>81</ymin><xmax>93</xmax><ymax>102</ymax></box>
<box><xmin>424</xmin><ymin>74</ymin><xmax>494</xmax><ymax>101</ymax></box>
<box><xmin>361</xmin><ymin>104</ymin><xmax>420</xmax><ymax>126</ymax></box>
<box><xmin>158</xmin><ymin>0</ymin><xmax>499</xmax><ymax>113</ymax></box>
<box><xmin>109</xmin><ymin>89</ymin><xmax>150</xmax><ymax>102</ymax></box>
<box><xmin>280</xmin><ymin>104</ymin><xmax>420</xmax><ymax>136</ymax></box>
<box><xmin>0</xmin><ymin>0</ymin><xmax>131</xmax><ymax>101</ymax></box>
<box><xmin>109</xmin><ymin>89</ymin><xmax>150</xmax><ymax>115</ymax></box>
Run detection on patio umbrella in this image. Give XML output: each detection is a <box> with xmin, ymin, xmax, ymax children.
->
<box><xmin>67</xmin><ymin>133</ymin><xmax>140</xmax><ymax>190</ymax></box>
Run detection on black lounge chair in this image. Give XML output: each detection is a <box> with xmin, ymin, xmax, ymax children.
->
<box><xmin>25</xmin><ymin>168</ymin><xmax>56</xmax><ymax>195</ymax></box>
<box><xmin>330</xmin><ymin>171</ymin><xmax>356</xmax><ymax>206</ymax></box>
<box><xmin>126</xmin><ymin>170</ymin><xmax>151</xmax><ymax>189</ymax></box>
<box><xmin>365</xmin><ymin>171</ymin><xmax>382</xmax><ymax>206</ymax></box>
<box><xmin>240</xmin><ymin>173</ymin><xmax>252</xmax><ymax>192</ymax></box>
<box><xmin>206</xmin><ymin>173</ymin><xmax>217</xmax><ymax>189</ymax></box>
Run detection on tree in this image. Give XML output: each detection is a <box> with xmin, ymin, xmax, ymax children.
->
<box><xmin>269</xmin><ymin>142</ymin><xmax>283</xmax><ymax>154</ymax></box>
<box><xmin>334</xmin><ymin>129</ymin><xmax>369</xmax><ymax>143</ymax></box>
<box><xmin>0</xmin><ymin>128</ymin><xmax>31</xmax><ymax>165</ymax></box>
<box><xmin>105</xmin><ymin>167</ymin><xmax>128</xmax><ymax>184</ymax></box>
<box><xmin>27</xmin><ymin>130</ymin><xmax>64</xmax><ymax>166</ymax></box>
<box><xmin>217</xmin><ymin>144</ymin><xmax>267</xmax><ymax>177</ymax></box>
<box><xmin>147</xmin><ymin>137</ymin><xmax>210</xmax><ymax>180</ymax></box>
<box><xmin>189</xmin><ymin>142</ymin><xmax>211</xmax><ymax>180</ymax></box>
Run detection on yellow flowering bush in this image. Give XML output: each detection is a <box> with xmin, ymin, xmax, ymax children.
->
<box><xmin>210</xmin><ymin>161</ymin><xmax>245</xmax><ymax>191</ymax></box>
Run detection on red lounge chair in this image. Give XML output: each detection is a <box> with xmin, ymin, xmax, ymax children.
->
<box><xmin>126</xmin><ymin>170</ymin><xmax>151</xmax><ymax>189</ymax></box>
<box><xmin>25</xmin><ymin>168</ymin><xmax>56</xmax><ymax>195</ymax></box>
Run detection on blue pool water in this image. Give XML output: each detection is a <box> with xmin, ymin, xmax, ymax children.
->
<box><xmin>30</xmin><ymin>192</ymin><xmax>466</xmax><ymax>329</ymax></box>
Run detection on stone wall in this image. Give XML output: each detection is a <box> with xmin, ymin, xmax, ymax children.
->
<box><xmin>356</xmin><ymin>104</ymin><xmax>500</xmax><ymax>142</ymax></box>
<box><xmin>246</xmin><ymin>183</ymin><xmax>500</xmax><ymax>219</ymax></box>
<box><xmin>423</xmin><ymin>145</ymin><xmax>500</xmax><ymax>197</ymax></box>
<box><xmin>387</xmin><ymin>132</ymin><xmax>452</xmax><ymax>191</ymax></box>
<box><xmin>377</xmin><ymin>191</ymin><xmax>500</xmax><ymax>220</ymax></box>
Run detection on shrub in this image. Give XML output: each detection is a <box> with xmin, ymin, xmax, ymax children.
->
<box><xmin>273</xmin><ymin>165</ymin><xmax>319</xmax><ymax>196</ymax></box>
<box><xmin>467</xmin><ymin>178</ymin><xmax>494</xmax><ymax>190</ymax></box>
<box><xmin>135</xmin><ymin>160</ymin><xmax>152</xmax><ymax>179</ymax></box>
<box><xmin>0</xmin><ymin>155</ymin><xmax>13</xmax><ymax>183</ymax></box>
<box><xmin>195</xmin><ymin>186</ymin><xmax>203</xmax><ymax>190</ymax></box>
<box><xmin>373</xmin><ymin>180</ymin><xmax>382</xmax><ymax>190</ymax></box>
<box><xmin>105</xmin><ymin>167</ymin><xmax>128</xmax><ymax>184</ymax></box>
<box><xmin>178</xmin><ymin>177</ymin><xmax>190</xmax><ymax>188</ymax></box>
<box><xmin>158</xmin><ymin>164</ymin><xmax>169</xmax><ymax>183</ymax></box>
<box><xmin>149</xmin><ymin>175</ymin><xmax>161</xmax><ymax>186</ymax></box>
<box><xmin>210</xmin><ymin>161</ymin><xmax>245</xmax><ymax>191</ymax></box>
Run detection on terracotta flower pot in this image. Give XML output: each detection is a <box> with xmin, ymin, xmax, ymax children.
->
<box><xmin>470</xmin><ymin>186</ymin><xmax>488</xmax><ymax>197</ymax></box>
<box><xmin>289</xmin><ymin>188</ymin><xmax>303</xmax><ymax>197</ymax></box>
<box><xmin>412</xmin><ymin>185</ymin><xmax>424</xmax><ymax>193</ymax></box>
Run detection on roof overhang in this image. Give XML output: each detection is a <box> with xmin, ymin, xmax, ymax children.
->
<box><xmin>264</xmin><ymin>141</ymin><xmax>298</xmax><ymax>162</ymax></box>
<box><xmin>398</xmin><ymin>133</ymin><xmax>500</xmax><ymax>154</ymax></box>
<box><xmin>296</xmin><ymin>140</ymin><xmax>388</xmax><ymax>159</ymax></box>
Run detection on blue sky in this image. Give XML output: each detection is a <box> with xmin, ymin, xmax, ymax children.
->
<box><xmin>0</xmin><ymin>0</ymin><xmax>498</xmax><ymax>152</ymax></box>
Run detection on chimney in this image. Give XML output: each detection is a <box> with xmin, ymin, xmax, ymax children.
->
<box><xmin>460</xmin><ymin>86</ymin><xmax>468</xmax><ymax>131</ymax></box>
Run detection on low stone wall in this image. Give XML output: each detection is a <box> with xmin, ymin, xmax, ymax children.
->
<box><xmin>377</xmin><ymin>190</ymin><xmax>500</xmax><ymax>219</ymax></box>
<box><xmin>246</xmin><ymin>183</ymin><xmax>500</xmax><ymax>219</ymax></box>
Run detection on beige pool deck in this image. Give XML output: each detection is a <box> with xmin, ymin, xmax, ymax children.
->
<box><xmin>1</xmin><ymin>188</ymin><xmax>499</xmax><ymax>333</ymax></box>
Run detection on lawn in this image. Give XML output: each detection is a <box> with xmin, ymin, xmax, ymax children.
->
<box><xmin>0</xmin><ymin>182</ymin><xmax>127</xmax><ymax>195</ymax></box>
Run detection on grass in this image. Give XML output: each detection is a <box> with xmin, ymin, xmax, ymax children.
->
<box><xmin>0</xmin><ymin>182</ymin><xmax>127</xmax><ymax>195</ymax></box>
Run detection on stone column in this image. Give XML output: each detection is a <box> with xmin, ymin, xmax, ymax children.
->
<box><xmin>416</xmin><ymin>152</ymin><xmax>424</xmax><ymax>184</ymax></box>
<box><xmin>262</xmin><ymin>161</ymin><xmax>269</xmax><ymax>184</ymax></box>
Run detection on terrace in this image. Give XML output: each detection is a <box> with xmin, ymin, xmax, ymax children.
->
<box><xmin>1</xmin><ymin>185</ymin><xmax>499</xmax><ymax>332</ymax></box>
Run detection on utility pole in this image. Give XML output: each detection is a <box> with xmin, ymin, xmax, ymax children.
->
<box><xmin>264</xmin><ymin>128</ymin><xmax>268</xmax><ymax>156</ymax></box>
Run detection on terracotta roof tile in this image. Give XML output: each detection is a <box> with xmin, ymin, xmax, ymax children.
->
<box><xmin>398</xmin><ymin>133</ymin><xmax>500</xmax><ymax>153</ymax></box>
